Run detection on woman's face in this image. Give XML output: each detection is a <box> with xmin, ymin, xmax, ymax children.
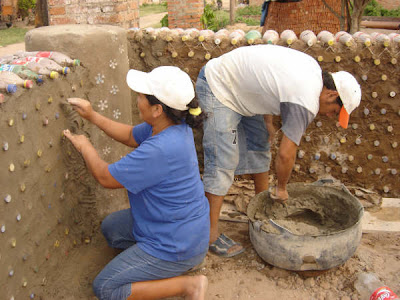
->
<box><xmin>137</xmin><ymin>93</ymin><xmax>152</xmax><ymax>121</ymax></box>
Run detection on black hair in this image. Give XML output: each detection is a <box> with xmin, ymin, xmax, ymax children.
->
<box><xmin>322</xmin><ymin>71</ymin><xmax>343</xmax><ymax>107</ymax></box>
<box><xmin>145</xmin><ymin>94</ymin><xmax>205</xmax><ymax>129</ymax></box>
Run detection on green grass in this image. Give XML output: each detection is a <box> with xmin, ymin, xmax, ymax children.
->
<box><xmin>139</xmin><ymin>2</ymin><xmax>167</xmax><ymax>17</ymax></box>
<box><xmin>0</xmin><ymin>27</ymin><xmax>29</xmax><ymax>46</ymax></box>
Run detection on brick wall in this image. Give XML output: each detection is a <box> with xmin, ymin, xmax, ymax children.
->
<box><xmin>377</xmin><ymin>0</ymin><xmax>400</xmax><ymax>10</ymax></box>
<box><xmin>47</xmin><ymin>0</ymin><xmax>139</xmax><ymax>29</ymax></box>
<box><xmin>167</xmin><ymin>0</ymin><xmax>204</xmax><ymax>29</ymax></box>
<box><xmin>263</xmin><ymin>0</ymin><xmax>346</xmax><ymax>35</ymax></box>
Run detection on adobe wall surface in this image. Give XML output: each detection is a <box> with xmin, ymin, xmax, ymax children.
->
<box><xmin>127</xmin><ymin>27</ymin><xmax>400</xmax><ymax>197</ymax></box>
<box><xmin>1</xmin><ymin>25</ymin><xmax>134</xmax><ymax>299</ymax></box>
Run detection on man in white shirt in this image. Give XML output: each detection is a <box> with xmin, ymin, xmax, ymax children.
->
<box><xmin>195</xmin><ymin>44</ymin><xmax>361</xmax><ymax>258</ymax></box>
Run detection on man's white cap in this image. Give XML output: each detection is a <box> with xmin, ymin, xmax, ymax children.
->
<box><xmin>126</xmin><ymin>66</ymin><xmax>194</xmax><ymax>111</ymax></box>
<box><xmin>331</xmin><ymin>71</ymin><xmax>362</xmax><ymax>128</ymax></box>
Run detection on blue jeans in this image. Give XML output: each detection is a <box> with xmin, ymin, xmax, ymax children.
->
<box><xmin>93</xmin><ymin>209</ymin><xmax>207</xmax><ymax>300</ymax></box>
<box><xmin>196</xmin><ymin>66</ymin><xmax>271</xmax><ymax>196</ymax></box>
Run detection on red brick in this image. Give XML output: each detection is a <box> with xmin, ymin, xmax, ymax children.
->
<box><xmin>49</xmin><ymin>6</ymin><xmax>66</xmax><ymax>16</ymax></box>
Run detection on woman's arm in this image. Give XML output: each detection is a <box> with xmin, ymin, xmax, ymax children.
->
<box><xmin>68</xmin><ymin>98</ymin><xmax>138</xmax><ymax>148</ymax></box>
<box><xmin>63</xmin><ymin>129</ymin><xmax>124</xmax><ymax>189</ymax></box>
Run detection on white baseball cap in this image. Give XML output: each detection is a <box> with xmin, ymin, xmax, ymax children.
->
<box><xmin>126</xmin><ymin>66</ymin><xmax>194</xmax><ymax>111</ymax></box>
<box><xmin>331</xmin><ymin>71</ymin><xmax>362</xmax><ymax>129</ymax></box>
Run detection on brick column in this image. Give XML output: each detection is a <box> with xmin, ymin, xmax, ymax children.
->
<box><xmin>263</xmin><ymin>0</ymin><xmax>346</xmax><ymax>35</ymax></box>
<box><xmin>47</xmin><ymin>0</ymin><xmax>139</xmax><ymax>28</ymax></box>
<box><xmin>167</xmin><ymin>0</ymin><xmax>204</xmax><ymax>29</ymax></box>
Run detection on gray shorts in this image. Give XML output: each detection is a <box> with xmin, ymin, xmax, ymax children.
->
<box><xmin>196</xmin><ymin>67</ymin><xmax>271</xmax><ymax>196</ymax></box>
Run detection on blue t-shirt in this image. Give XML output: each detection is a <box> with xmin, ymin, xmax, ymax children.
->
<box><xmin>108</xmin><ymin>122</ymin><xmax>210</xmax><ymax>262</ymax></box>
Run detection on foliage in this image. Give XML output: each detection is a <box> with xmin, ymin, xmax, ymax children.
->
<box><xmin>160</xmin><ymin>13</ymin><xmax>168</xmax><ymax>27</ymax></box>
<box><xmin>0</xmin><ymin>27</ymin><xmax>29</xmax><ymax>47</ymax></box>
<box><xmin>234</xmin><ymin>16</ymin><xmax>260</xmax><ymax>26</ymax></box>
<box><xmin>200</xmin><ymin>4</ymin><xmax>216</xmax><ymax>29</ymax></box>
<box><xmin>139</xmin><ymin>2</ymin><xmax>168</xmax><ymax>17</ymax></box>
<box><xmin>17</xmin><ymin>0</ymin><xmax>36</xmax><ymax>19</ymax></box>
<box><xmin>363</xmin><ymin>0</ymin><xmax>400</xmax><ymax>17</ymax></box>
<box><xmin>235</xmin><ymin>5</ymin><xmax>262</xmax><ymax>16</ymax></box>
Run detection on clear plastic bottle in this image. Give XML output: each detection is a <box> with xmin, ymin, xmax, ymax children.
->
<box><xmin>280</xmin><ymin>29</ymin><xmax>297</xmax><ymax>45</ymax></box>
<box><xmin>10</xmin><ymin>58</ymin><xmax>59</xmax><ymax>78</ymax></box>
<box><xmin>353</xmin><ymin>31</ymin><xmax>372</xmax><ymax>47</ymax></box>
<box><xmin>12</xmin><ymin>56</ymin><xmax>69</xmax><ymax>74</ymax></box>
<box><xmin>317</xmin><ymin>30</ymin><xmax>335</xmax><ymax>45</ymax></box>
<box><xmin>388</xmin><ymin>33</ymin><xmax>400</xmax><ymax>44</ymax></box>
<box><xmin>15</xmin><ymin>51</ymin><xmax>80</xmax><ymax>66</ymax></box>
<box><xmin>335</xmin><ymin>31</ymin><xmax>354</xmax><ymax>46</ymax></box>
<box><xmin>214</xmin><ymin>29</ymin><xmax>229</xmax><ymax>45</ymax></box>
<box><xmin>262</xmin><ymin>30</ymin><xmax>279</xmax><ymax>44</ymax></box>
<box><xmin>370</xmin><ymin>32</ymin><xmax>390</xmax><ymax>47</ymax></box>
<box><xmin>300</xmin><ymin>30</ymin><xmax>317</xmax><ymax>46</ymax></box>
<box><xmin>0</xmin><ymin>71</ymin><xmax>33</xmax><ymax>88</ymax></box>
<box><xmin>354</xmin><ymin>272</ymin><xmax>399</xmax><ymax>300</ymax></box>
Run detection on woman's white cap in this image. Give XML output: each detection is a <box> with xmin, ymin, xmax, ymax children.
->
<box><xmin>126</xmin><ymin>66</ymin><xmax>194</xmax><ymax>111</ymax></box>
<box><xmin>331</xmin><ymin>71</ymin><xmax>362</xmax><ymax>128</ymax></box>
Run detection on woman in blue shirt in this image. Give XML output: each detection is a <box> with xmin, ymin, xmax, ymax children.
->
<box><xmin>63</xmin><ymin>66</ymin><xmax>210</xmax><ymax>300</ymax></box>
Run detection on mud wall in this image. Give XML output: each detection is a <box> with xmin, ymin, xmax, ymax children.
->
<box><xmin>127</xmin><ymin>28</ymin><xmax>400</xmax><ymax>197</ymax></box>
<box><xmin>0</xmin><ymin>25</ymin><xmax>133</xmax><ymax>299</ymax></box>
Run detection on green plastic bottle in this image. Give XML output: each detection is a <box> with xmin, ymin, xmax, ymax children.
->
<box><xmin>0</xmin><ymin>64</ymin><xmax>43</xmax><ymax>83</ymax></box>
<box><xmin>245</xmin><ymin>30</ymin><xmax>262</xmax><ymax>44</ymax></box>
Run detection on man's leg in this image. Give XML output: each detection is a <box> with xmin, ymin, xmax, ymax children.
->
<box><xmin>252</xmin><ymin>171</ymin><xmax>269</xmax><ymax>194</ymax></box>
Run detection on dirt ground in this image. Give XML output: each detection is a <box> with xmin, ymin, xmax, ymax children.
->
<box><xmin>41</xmin><ymin>210</ymin><xmax>400</xmax><ymax>300</ymax></box>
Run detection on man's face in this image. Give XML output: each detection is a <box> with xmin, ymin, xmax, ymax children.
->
<box><xmin>318</xmin><ymin>88</ymin><xmax>341</xmax><ymax>118</ymax></box>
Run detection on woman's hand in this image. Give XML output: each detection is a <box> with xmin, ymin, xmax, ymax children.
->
<box><xmin>67</xmin><ymin>98</ymin><xmax>94</xmax><ymax>120</ymax></box>
<box><xmin>63</xmin><ymin>129</ymin><xmax>91</xmax><ymax>153</ymax></box>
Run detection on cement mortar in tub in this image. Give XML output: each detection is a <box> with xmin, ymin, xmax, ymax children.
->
<box><xmin>247</xmin><ymin>182</ymin><xmax>364</xmax><ymax>271</ymax></box>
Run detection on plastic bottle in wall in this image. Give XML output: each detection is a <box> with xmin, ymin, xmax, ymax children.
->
<box><xmin>280</xmin><ymin>30</ymin><xmax>297</xmax><ymax>45</ymax></box>
<box><xmin>0</xmin><ymin>81</ymin><xmax>17</xmax><ymax>93</ymax></box>
<box><xmin>10</xmin><ymin>58</ymin><xmax>60</xmax><ymax>78</ymax></box>
<box><xmin>15</xmin><ymin>51</ymin><xmax>80</xmax><ymax>66</ymax></box>
<box><xmin>370</xmin><ymin>32</ymin><xmax>391</xmax><ymax>47</ymax></box>
<box><xmin>198</xmin><ymin>29</ymin><xmax>214</xmax><ymax>42</ymax></box>
<box><xmin>262</xmin><ymin>30</ymin><xmax>279</xmax><ymax>44</ymax></box>
<box><xmin>300</xmin><ymin>30</ymin><xmax>317</xmax><ymax>46</ymax></box>
<box><xmin>317</xmin><ymin>30</ymin><xmax>335</xmax><ymax>46</ymax></box>
<box><xmin>0</xmin><ymin>71</ymin><xmax>33</xmax><ymax>88</ymax></box>
<box><xmin>214</xmin><ymin>29</ymin><xmax>229</xmax><ymax>45</ymax></box>
<box><xmin>354</xmin><ymin>272</ymin><xmax>399</xmax><ymax>300</ymax></box>
<box><xmin>388</xmin><ymin>33</ymin><xmax>400</xmax><ymax>44</ymax></box>
<box><xmin>335</xmin><ymin>31</ymin><xmax>354</xmax><ymax>46</ymax></box>
<box><xmin>245</xmin><ymin>30</ymin><xmax>262</xmax><ymax>44</ymax></box>
<box><xmin>353</xmin><ymin>31</ymin><xmax>372</xmax><ymax>47</ymax></box>
<box><xmin>229</xmin><ymin>30</ymin><xmax>244</xmax><ymax>45</ymax></box>
<box><xmin>0</xmin><ymin>64</ymin><xmax>43</xmax><ymax>82</ymax></box>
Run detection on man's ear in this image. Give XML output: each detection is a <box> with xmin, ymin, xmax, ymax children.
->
<box><xmin>327</xmin><ymin>90</ymin><xmax>339</xmax><ymax>102</ymax></box>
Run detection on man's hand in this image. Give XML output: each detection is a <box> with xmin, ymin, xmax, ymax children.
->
<box><xmin>68</xmin><ymin>98</ymin><xmax>94</xmax><ymax>120</ymax></box>
<box><xmin>270</xmin><ymin>186</ymin><xmax>289</xmax><ymax>203</ymax></box>
<box><xmin>263</xmin><ymin>115</ymin><xmax>277</xmax><ymax>144</ymax></box>
<box><xmin>63</xmin><ymin>129</ymin><xmax>91</xmax><ymax>153</ymax></box>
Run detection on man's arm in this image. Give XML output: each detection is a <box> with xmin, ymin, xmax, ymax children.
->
<box><xmin>275</xmin><ymin>134</ymin><xmax>297</xmax><ymax>200</ymax></box>
<box><xmin>263</xmin><ymin>115</ymin><xmax>277</xmax><ymax>144</ymax></box>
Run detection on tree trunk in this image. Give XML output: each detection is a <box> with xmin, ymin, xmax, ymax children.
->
<box><xmin>349</xmin><ymin>0</ymin><xmax>369</xmax><ymax>34</ymax></box>
<box><xmin>35</xmin><ymin>0</ymin><xmax>49</xmax><ymax>27</ymax></box>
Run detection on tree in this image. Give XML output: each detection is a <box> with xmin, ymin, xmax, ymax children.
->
<box><xmin>348</xmin><ymin>0</ymin><xmax>371</xmax><ymax>33</ymax></box>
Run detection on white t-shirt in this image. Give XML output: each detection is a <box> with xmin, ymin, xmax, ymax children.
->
<box><xmin>204</xmin><ymin>45</ymin><xmax>323</xmax><ymax>145</ymax></box>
